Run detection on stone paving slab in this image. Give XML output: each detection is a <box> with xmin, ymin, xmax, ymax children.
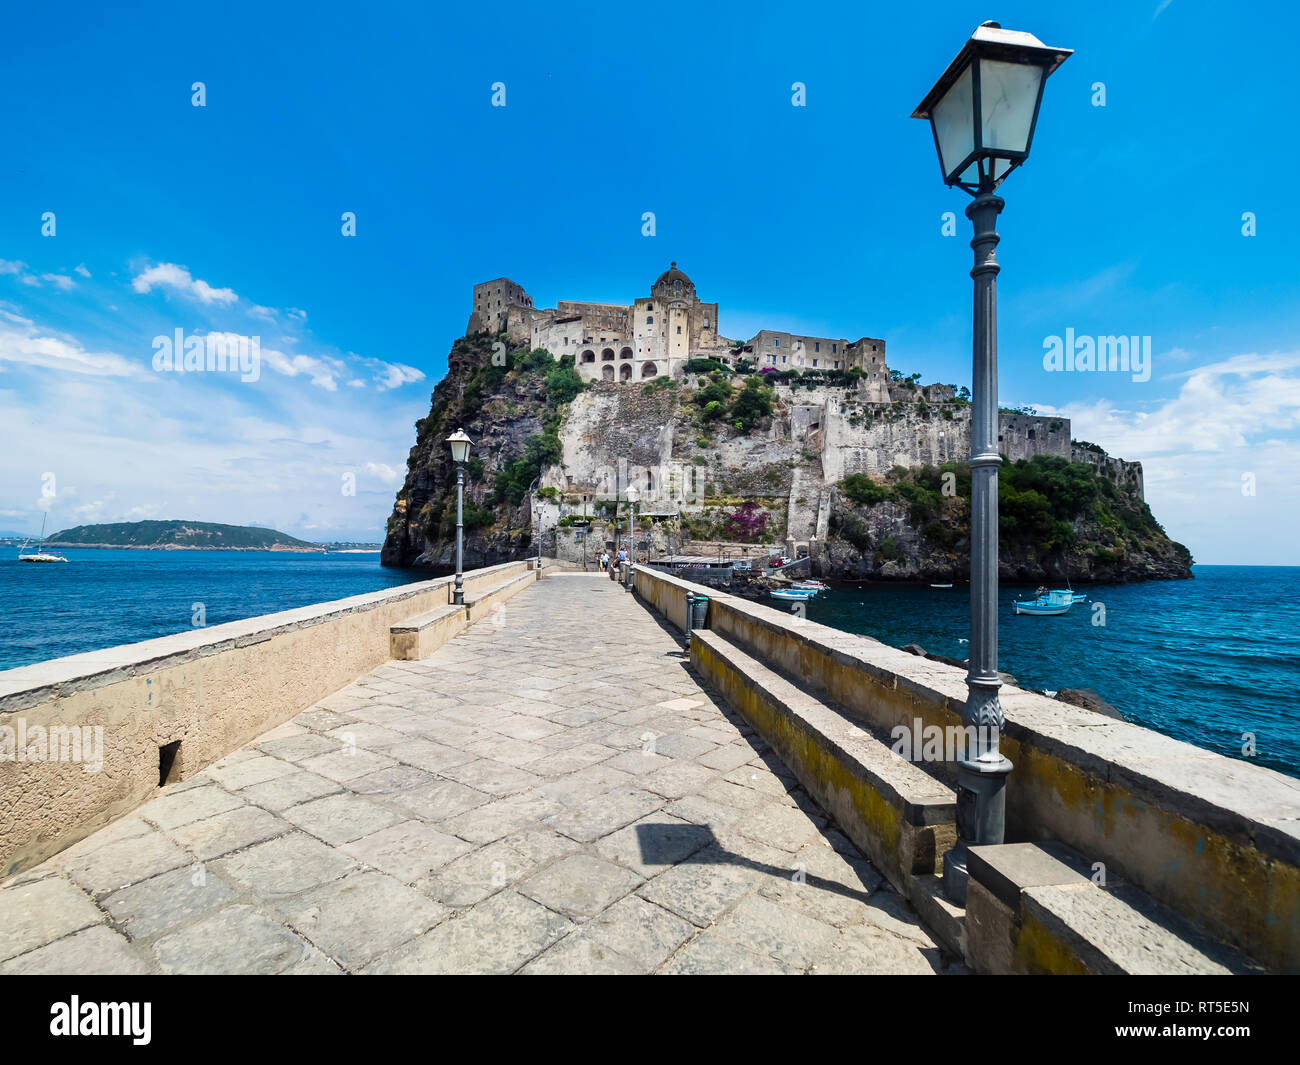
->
<box><xmin>0</xmin><ymin>574</ymin><xmax>952</xmax><ymax>975</ymax></box>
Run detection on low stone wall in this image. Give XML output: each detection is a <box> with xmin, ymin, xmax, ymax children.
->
<box><xmin>633</xmin><ymin>566</ymin><xmax>1300</xmax><ymax>971</ymax></box>
<box><xmin>0</xmin><ymin>560</ymin><xmax>533</xmax><ymax>877</ymax></box>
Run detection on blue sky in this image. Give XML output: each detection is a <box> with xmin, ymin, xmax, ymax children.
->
<box><xmin>2</xmin><ymin>0</ymin><xmax>1297</xmax><ymax>561</ymax></box>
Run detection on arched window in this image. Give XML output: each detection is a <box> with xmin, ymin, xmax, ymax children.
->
<box><xmin>619</xmin><ymin>363</ymin><xmax>633</xmax><ymax>381</ymax></box>
<box><xmin>602</xmin><ymin>364</ymin><xmax>614</xmax><ymax>381</ymax></box>
<box><xmin>581</xmin><ymin>349</ymin><xmax>595</xmax><ymax>363</ymax></box>
<box><xmin>619</xmin><ymin>347</ymin><xmax>632</xmax><ymax>360</ymax></box>
<box><xmin>641</xmin><ymin>362</ymin><xmax>658</xmax><ymax>378</ymax></box>
<box><xmin>601</xmin><ymin>348</ymin><xmax>615</xmax><ymax>361</ymax></box>
<box><xmin>674</xmin><ymin>280</ymin><xmax>682</xmax><ymax>295</ymax></box>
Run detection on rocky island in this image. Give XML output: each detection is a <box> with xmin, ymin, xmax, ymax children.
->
<box><xmin>382</xmin><ymin>266</ymin><xmax>1192</xmax><ymax>583</ymax></box>
<box><xmin>46</xmin><ymin>520</ymin><xmax>320</xmax><ymax>551</ymax></box>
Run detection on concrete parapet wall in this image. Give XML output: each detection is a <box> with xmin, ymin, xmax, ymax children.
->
<box><xmin>0</xmin><ymin>560</ymin><xmax>532</xmax><ymax>877</ymax></box>
<box><xmin>632</xmin><ymin>565</ymin><xmax>1300</xmax><ymax>971</ymax></box>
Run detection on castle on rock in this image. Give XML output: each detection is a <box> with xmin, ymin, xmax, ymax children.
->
<box><xmin>468</xmin><ymin>263</ymin><xmax>889</xmax><ymax>388</ymax></box>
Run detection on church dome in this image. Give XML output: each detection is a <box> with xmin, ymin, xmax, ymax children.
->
<box><xmin>653</xmin><ymin>262</ymin><xmax>694</xmax><ymax>298</ymax></box>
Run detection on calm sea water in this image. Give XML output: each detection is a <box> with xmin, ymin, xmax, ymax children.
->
<box><xmin>2</xmin><ymin>553</ymin><xmax>1295</xmax><ymax>778</ymax></box>
<box><xmin>802</xmin><ymin>566</ymin><xmax>1300</xmax><ymax>778</ymax></box>
<box><xmin>0</xmin><ymin>550</ymin><xmax>424</xmax><ymax>672</ymax></box>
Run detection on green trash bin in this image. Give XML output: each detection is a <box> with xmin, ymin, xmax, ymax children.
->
<box><xmin>690</xmin><ymin>594</ymin><xmax>709</xmax><ymax>630</ymax></box>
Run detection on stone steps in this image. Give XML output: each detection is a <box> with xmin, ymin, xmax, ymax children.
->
<box><xmin>390</xmin><ymin>568</ymin><xmax>537</xmax><ymax>660</ymax></box>
<box><xmin>689</xmin><ymin>622</ymin><xmax>1269</xmax><ymax>973</ymax></box>
<box><xmin>389</xmin><ymin>605</ymin><xmax>464</xmax><ymax>661</ymax></box>
<box><xmin>966</xmin><ymin>841</ymin><xmax>1265</xmax><ymax>974</ymax></box>
<box><xmin>689</xmin><ymin>627</ymin><xmax>956</xmax><ymax>895</ymax></box>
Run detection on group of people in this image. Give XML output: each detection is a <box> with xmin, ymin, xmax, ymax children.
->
<box><xmin>596</xmin><ymin>547</ymin><xmax>629</xmax><ymax>571</ymax></box>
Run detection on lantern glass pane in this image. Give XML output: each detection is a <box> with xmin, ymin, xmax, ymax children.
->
<box><xmin>979</xmin><ymin>59</ymin><xmax>1042</xmax><ymax>153</ymax></box>
<box><xmin>932</xmin><ymin>64</ymin><xmax>974</xmax><ymax>181</ymax></box>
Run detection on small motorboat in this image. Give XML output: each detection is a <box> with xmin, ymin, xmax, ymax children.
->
<box><xmin>769</xmin><ymin>588</ymin><xmax>817</xmax><ymax>602</ymax></box>
<box><xmin>791</xmin><ymin>580</ymin><xmax>828</xmax><ymax>592</ymax></box>
<box><xmin>1014</xmin><ymin>587</ymin><xmax>1073</xmax><ymax>615</ymax></box>
<box><xmin>930</xmin><ymin>583</ymin><xmax>953</xmax><ymax>589</ymax></box>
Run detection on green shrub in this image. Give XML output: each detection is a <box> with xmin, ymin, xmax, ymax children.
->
<box><xmin>878</xmin><ymin>536</ymin><xmax>904</xmax><ymax>561</ymax></box>
<box><xmin>730</xmin><ymin>377</ymin><xmax>774</xmax><ymax>432</ymax></box>
<box><xmin>544</xmin><ymin>354</ymin><xmax>586</xmax><ymax>405</ymax></box>
<box><xmin>840</xmin><ymin>474</ymin><xmax>892</xmax><ymax>506</ymax></box>
<box><xmin>694</xmin><ymin>377</ymin><xmax>732</xmax><ymax>410</ymax></box>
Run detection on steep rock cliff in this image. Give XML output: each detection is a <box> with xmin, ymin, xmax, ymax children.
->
<box><xmin>383</xmin><ymin>333</ymin><xmax>1193</xmax><ymax>582</ymax></box>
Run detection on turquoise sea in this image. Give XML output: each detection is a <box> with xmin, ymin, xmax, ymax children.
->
<box><xmin>0</xmin><ymin>549</ymin><xmax>424</xmax><ymax>672</ymax></box>
<box><xmin>802</xmin><ymin>565</ymin><xmax>1299</xmax><ymax>778</ymax></box>
<box><xmin>1</xmin><ymin>553</ymin><xmax>1295</xmax><ymax>778</ymax></box>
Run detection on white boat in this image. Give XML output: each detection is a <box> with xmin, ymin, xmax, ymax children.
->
<box><xmin>769</xmin><ymin>588</ymin><xmax>817</xmax><ymax>602</ymax></box>
<box><xmin>18</xmin><ymin>514</ymin><xmax>68</xmax><ymax>563</ymax></box>
<box><xmin>1014</xmin><ymin>588</ymin><xmax>1072</xmax><ymax>615</ymax></box>
<box><xmin>930</xmin><ymin>583</ymin><xmax>953</xmax><ymax>589</ymax></box>
<box><xmin>791</xmin><ymin>580</ymin><xmax>828</xmax><ymax>592</ymax></box>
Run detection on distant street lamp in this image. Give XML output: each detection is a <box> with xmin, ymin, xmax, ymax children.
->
<box><xmin>625</xmin><ymin>487</ymin><xmax>639</xmax><ymax>587</ymax></box>
<box><xmin>528</xmin><ymin>477</ymin><xmax>543</xmax><ymax>569</ymax></box>
<box><xmin>447</xmin><ymin>429</ymin><xmax>473</xmax><ymax>605</ymax></box>
<box><xmin>912</xmin><ymin>21</ymin><xmax>1071</xmax><ymax>904</ymax></box>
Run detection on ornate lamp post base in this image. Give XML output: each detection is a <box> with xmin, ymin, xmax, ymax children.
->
<box><xmin>943</xmin><ymin>749</ymin><xmax>1013</xmax><ymax>903</ymax></box>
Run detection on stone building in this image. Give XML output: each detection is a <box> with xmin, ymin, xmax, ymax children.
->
<box><xmin>467</xmin><ymin>278</ymin><xmax>533</xmax><ymax>335</ymax></box>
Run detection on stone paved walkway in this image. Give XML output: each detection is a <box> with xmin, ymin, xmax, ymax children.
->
<box><xmin>0</xmin><ymin>574</ymin><xmax>951</xmax><ymax>974</ymax></box>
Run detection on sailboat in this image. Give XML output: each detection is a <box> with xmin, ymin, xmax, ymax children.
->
<box><xmin>18</xmin><ymin>514</ymin><xmax>68</xmax><ymax>563</ymax></box>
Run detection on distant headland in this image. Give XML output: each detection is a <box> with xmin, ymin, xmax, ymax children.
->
<box><xmin>42</xmin><ymin>520</ymin><xmax>376</xmax><ymax>552</ymax></box>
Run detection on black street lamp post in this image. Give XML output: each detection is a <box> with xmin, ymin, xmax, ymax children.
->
<box><xmin>911</xmin><ymin>21</ymin><xmax>1071</xmax><ymax>903</ymax></box>
<box><xmin>528</xmin><ymin>477</ymin><xmax>543</xmax><ymax>569</ymax></box>
<box><xmin>625</xmin><ymin>487</ymin><xmax>638</xmax><ymax>588</ymax></box>
<box><xmin>447</xmin><ymin>429</ymin><xmax>473</xmax><ymax>605</ymax></box>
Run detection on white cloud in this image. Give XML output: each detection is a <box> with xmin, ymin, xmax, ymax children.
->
<box><xmin>131</xmin><ymin>262</ymin><xmax>238</xmax><ymax>305</ymax></box>
<box><xmin>1047</xmin><ymin>350</ymin><xmax>1300</xmax><ymax>564</ymax></box>
<box><xmin>360</xmin><ymin>357</ymin><xmax>425</xmax><ymax>391</ymax></box>
<box><xmin>364</xmin><ymin>462</ymin><xmax>402</xmax><ymax>486</ymax></box>
<box><xmin>74</xmin><ymin>264</ymin><xmax>92</xmax><ymax>278</ymax></box>
<box><xmin>262</xmin><ymin>351</ymin><xmax>342</xmax><ymax>391</ymax></box>
<box><xmin>41</xmin><ymin>273</ymin><xmax>76</xmax><ymax>291</ymax></box>
<box><xmin>0</xmin><ymin>317</ymin><xmax>141</xmax><ymax>377</ymax></box>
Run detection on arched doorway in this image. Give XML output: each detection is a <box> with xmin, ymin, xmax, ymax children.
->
<box><xmin>601</xmin><ymin>348</ymin><xmax>615</xmax><ymax>361</ymax></box>
<box><xmin>619</xmin><ymin>363</ymin><xmax>633</xmax><ymax>381</ymax></box>
<box><xmin>641</xmin><ymin>361</ymin><xmax>658</xmax><ymax>378</ymax></box>
<box><xmin>602</xmin><ymin>364</ymin><xmax>615</xmax><ymax>381</ymax></box>
<box><xmin>619</xmin><ymin>347</ymin><xmax>633</xmax><ymax>360</ymax></box>
<box><xmin>581</xmin><ymin>349</ymin><xmax>595</xmax><ymax>364</ymax></box>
